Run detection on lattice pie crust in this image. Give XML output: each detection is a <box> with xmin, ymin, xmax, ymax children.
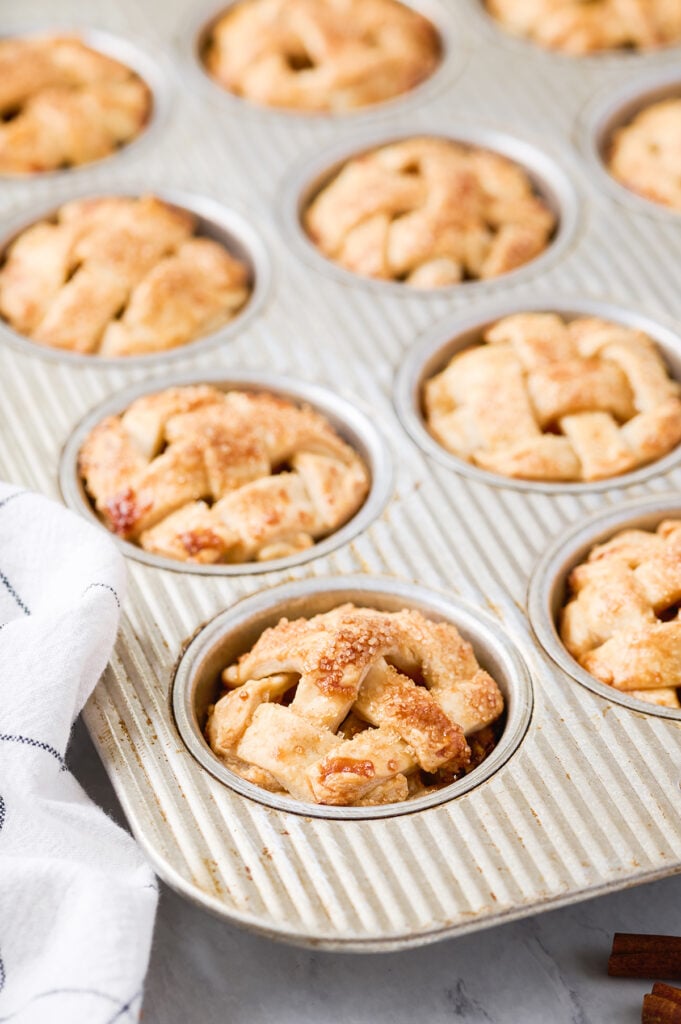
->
<box><xmin>79</xmin><ymin>385</ymin><xmax>370</xmax><ymax>564</ymax></box>
<box><xmin>304</xmin><ymin>137</ymin><xmax>556</xmax><ymax>288</ymax></box>
<box><xmin>560</xmin><ymin>520</ymin><xmax>681</xmax><ymax>709</ymax></box>
<box><xmin>424</xmin><ymin>313</ymin><xmax>681</xmax><ymax>482</ymax></box>
<box><xmin>485</xmin><ymin>0</ymin><xmax>681</xmax><ymax>54</ymax></box>
<box><xmin>0</xmin><ymin>195</ymin><xmax>251</xmax><ymax>357</ymax></box>
<box><xmin>0</xmin><ymin>34</ymin><xmax>151</xmax><ymax>174</ymax></box>
<box><xmin>608</xmin><ymin>99</ymin><xmax>681</xmax><ymax>213</ymax></box>
<box><xmin>204</xmin><ymin>0</ymin><xmax>440</xmax><ymax>112</ymax></box>
<box><xmin>207</xmin><ymin>604</ymin><xmax>505</xmax><ymax>806</ymax></box>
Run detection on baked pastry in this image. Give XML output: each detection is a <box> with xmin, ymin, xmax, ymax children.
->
<box><xmin>424</xmin><ymin>313</ymin><xmax>681</xmax><ymax>482</ymax></box>
<box><xmin>203</xmin><ymin>0</ymin><xmax>440</xmax><ymax>112</ymax></box>
<box><xmin>206</xmin><ymin>603</ymin><xmax>505</xmax><ymax>805</ymax></box>
<box><xmin>0</xmin><ymin>195</ymin><xmax>251</xmax><ymax>356</ymax></box>
<box><xmin>608</xmin><ymin>99</ymin><xmax>681</xmax><ymax>212</ymax></box>
<box><xmin>303</xmin><ymin>137</ymin><xmax>556</xmax><ymax>288</ymax></box>
<box><xmin>560</xmin><ymin>521</ymin><xmax>681</xmax><ymax>709</ymax></box>
<box><xmin>485</xmin><ymin>0</ymin><xmax>681</xmax><ymax>54</ymax></box>
<box><xmin>0</xmin><ymin>34</ymin><xmax>151</xmax><ymax>174</ymax></box>
<box><xmin>78</xmin><ymin>385</ymin><xmax>370</xmax><ymax>563</ymax></box>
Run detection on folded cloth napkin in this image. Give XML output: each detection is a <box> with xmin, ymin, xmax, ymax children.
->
<box><xmin>0</xmin><ymin>483</ymin><xmax>157</xmax><ymax>1024</ymax></box>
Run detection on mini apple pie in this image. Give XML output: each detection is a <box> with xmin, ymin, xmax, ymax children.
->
<box><xmin>203</xmin><ymin>0</ymin><xmax>440</xmax><ymax>112</ymax></box>
<box><xmin>0</xmin><ymin>34</ymin><xmax>151</xmax><ymax>175</ymax></box>
<box><xmin>303</xmin><ymin>137</ymin><xmax>556</xmax><ymax>288</ymax></box>
<box><xmin>485</xmin><ymin>0</ymin><xmax>681</xmax><ymax>54</ymax></box>
<box><xmin>206</xmin><ymin>603</ymin><xmax>505</xmax><ymax>805</ymax></box>
<box><xmin>78</xmin><ymin>385</ymin><xmax>370</xmax><ymax>564</ymax></box>
<box><xmin>0</xmin><ymin>195</ymin><xmax>251</xmax><ymax>357</ymax></box>
<box><xmin>424</xmin><ymin>313</ymin><xmax>681</xmax><ymax>482</ymax></box>
<box><xmin>608</xmin><ymin>99</ymin><xmax>681</xmax><ymax>212</ymax></box>
<box><xmin>560</xmin><ymin>520</ymin><xmax>681</xmax><ymax>709</ymax></box>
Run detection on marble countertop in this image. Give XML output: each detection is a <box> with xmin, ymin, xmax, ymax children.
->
<box><xmin>70</xmin><ymin>719</ymin><xmax>680</xmax><ymax>1024</ymax></box>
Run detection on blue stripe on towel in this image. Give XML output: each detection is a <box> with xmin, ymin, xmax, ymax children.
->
<box><xmin>83</xmin><ymin>582</ymin><xmax>121</xmax><ymax>609</ymax></box>
<box><xmin>0</xmin><ymin>571</ymin><xmax>29</xmax><ymax>617</ymax></box>
<box><xmin>0</xmin><ymin>491</ymin><xmax>25</xmax><ymax>513</ymax></box>
<box><xmin>0</xmin><ymin>735</ymin><xmax>65</xmax><ymax>770</ymax></box>
<box><xmin>0</xmin><ymin>987</ymin><xmax>141</xmax><ymax>1022</ymax></box>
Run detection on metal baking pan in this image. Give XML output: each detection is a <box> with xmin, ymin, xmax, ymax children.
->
<box><xmin>2</xmin><ymin>0</ymin><xmax>681</xmax><ymax>951</ymax></box>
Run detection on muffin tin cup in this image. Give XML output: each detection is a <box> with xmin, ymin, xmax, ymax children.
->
<box><xmin>59</xmin><ymin>370</ymin><xmax>393</xmax><ymax>575</ymax></box>
<box><xmin>279</xmin><ymin>124</ymin><xmax>580</xmax><ymax>298</ymax></box>
<box><xmin>528</xmin><ymin>494</ymin><xmax>681</xmax><ymax>722</ymax></box>
<box><xmin>0</xmin><ymin>27</ymin><xmax>169</xmax><ymax>182</ymax></box>
<box><xmin>581</xmin><ymin>68</ymin><xmax>681</xmax><ymax>220</ymax></box>
<box><xmin>394</xmin><ymin>295</ymin><xmax>681</xmax><ymax>493</ymax></box>
<box><xmin>0</xmin><ymin>188</ymin><xmax>272</xmax><ymax>367</ymax></box>
<box><xmin>172</xmin><ymin>574</ymin><xmax>534</xmax><ymax>820</ymax></box>
<box><xmin>183</xmin><ymin>0</ymin><xmax>466</xmax><ymax>123</ymax></box>
<box><xmin>463</xmin><ymin>0</ymin><xmax>681</xmax><ymax>69</ymax></box>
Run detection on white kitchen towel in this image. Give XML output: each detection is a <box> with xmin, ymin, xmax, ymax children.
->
<box><xmin>0</xmin><ymin>483</ymin><xmax>158</xmax><ymax>1024</ymax></box>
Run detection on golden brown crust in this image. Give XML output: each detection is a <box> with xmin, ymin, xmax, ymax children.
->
<box><xmin>78</xmin><ymin>385</ymin><xmax>370</xmax><ymax>564</ymax></box>
<box><xmin>608</xmin><ymin>99</ymin><xmax>681</xmax><ymax>213</ymax></box>
<box><xmin>303</xmin><ymin>138</ymin><xmax>555</xmax><ymax>287</ymax></box>
<box><xmin>0</xmin><ymin>195</ymin><xmax>251</xmax><ymax>356</ymax></box>
<box><xmin>485</xmin><ymin>0</ymin><xmax>681</xmax><ymax>54</ymax></box>
<box><xmin>204</xmin><ymin>0</ymin><xmax>440</xmax><ymax>112</ymax></box>
<box><xmin>560</xmin><ymin>520</ymin><xmax>681</xmax><ymax>705</ymax></box>
<box><xmin>424</xmin><ymin>313</ymin><xmax>681</xmax><ymax>482</ymax></box>
<box><xmin>206</xmin><ymin>604</ymin><xmax>504</xmax><ymax>805</ymax></box>
<box><xmin>0</xmin><ymin>34</ymin><xmax>151</xmax><ymax>174</ymax></box>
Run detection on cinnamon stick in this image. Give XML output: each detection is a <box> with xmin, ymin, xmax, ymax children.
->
<box><xmin>609</xmin><ymin>934</ymin><xmax>681</xmax><ymax>980</ymax></box>
<box><xmin>642</xmin><ymin>993</ymin><xmax>681</xmax><ymax>1023</ymax></box>
<box><xmin>652</xmin><ymin>985</ymin><xmax>681</xmax><ymax>1007</ymax></box>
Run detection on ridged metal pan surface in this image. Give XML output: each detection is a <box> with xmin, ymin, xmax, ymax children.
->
<box><xmin>2</xmin><ymin>0</ymin><xmax>681</xmax><ymax>952</ymax></box>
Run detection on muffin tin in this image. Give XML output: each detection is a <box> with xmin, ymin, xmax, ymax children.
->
<box><xmin>3</xmin><ymin>0</ymin><xmax>681</xmax><ymax>951</ymax></box>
